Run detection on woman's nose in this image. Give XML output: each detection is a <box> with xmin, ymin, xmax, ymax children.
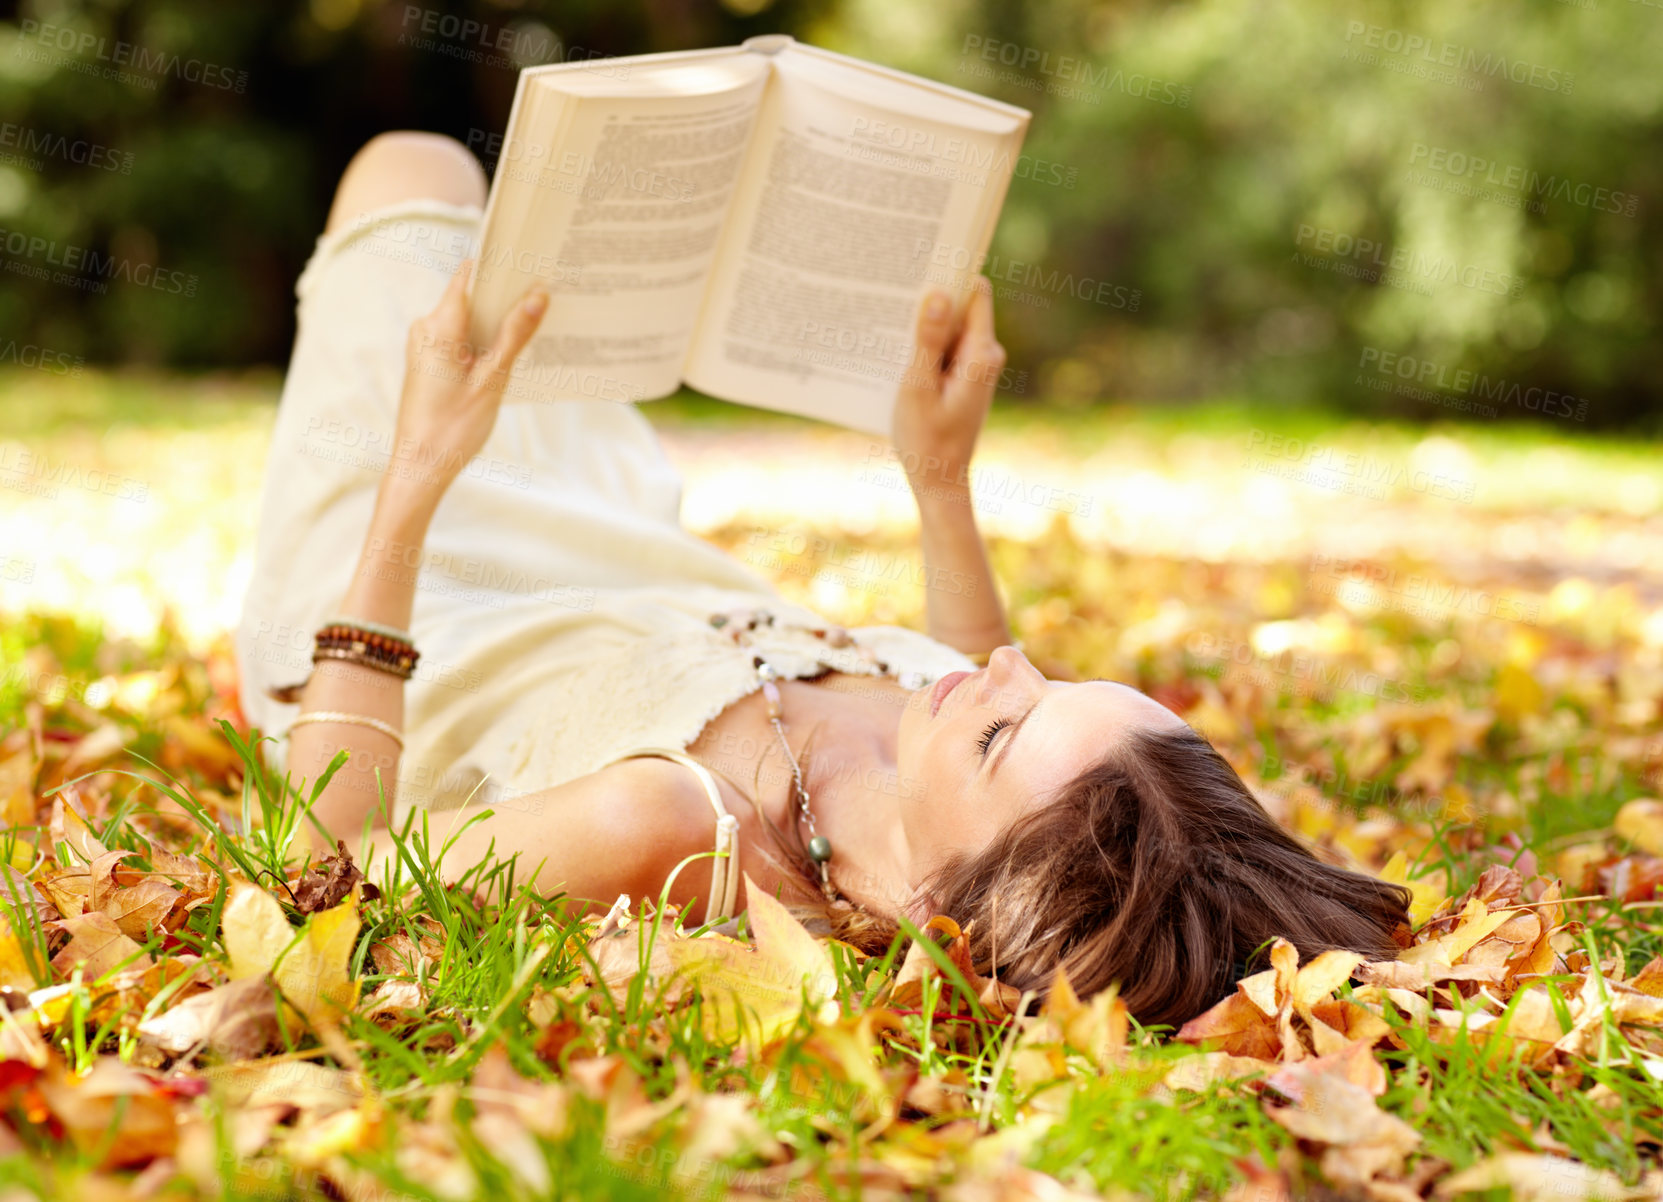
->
<box><xmin>985</xmin><ymin>644</ymin><xmax>1041</xmax><ymax>695</ymax></box>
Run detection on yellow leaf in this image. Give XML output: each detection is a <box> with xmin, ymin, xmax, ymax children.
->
<box><xmin>0</xmin><ymin>928</ymin><xmax>33</xmax><ymax>991</ymax></box>
<box><xmin>665</xmin><ymin>873</ymin><xmax>836</xmax><ymax>1046</ymax></box>
<box><xmin>1494</xmin><ymin>662</ymin><xmax>1546</xmax><ymax>724</ymax></box>
<box><xmin>1631</xmin><ymin>957</ymin><xmax>1663</xmax><ymax>999</ymax></box>
<box><xmin>1615</xmin><ymin>798</ymin><xmax>1663</xmax><ymax>856</ymax></box>
<box><xmin>1294</xmin><ymin>951</ymin><xmax>1365</xmax><ymax>1012</ymax></box>
<box><xmin>0</xmin><ymin>748</ymin><xmax>35</xmax><ymax>826</ymax></box>
<box><xmin>1401</xmin><ymin>898</ymin><xmax>1511</xmax><ymax>968</ymax></box>
<box><xmin>223</xmin><ymin>884</ymin><xmax>360</xmax><ymax>1028</ymax></box>
<box><xmin>1380</xmin><ymin>850</ymin><xmax>1444</xmax><ymax>927</ymax></box>
<box><xmin>661</xmin><ymin>877</ymin><xmax>838</xmax><ymax>1044</ymax></box>
<box><xmin>1240</xmin><ymin>967</ymin><xmax>1279</xmax><ymax>1017</ymax></box>
<box><xmin>223</xmin><ymin>886</ymin><xmax>293</xmax><ymax>981</ymax></box>
<box><xmin>6</xmin><ymin>839</ymin><xmax>33</xmax><ymax>873</ymax></box>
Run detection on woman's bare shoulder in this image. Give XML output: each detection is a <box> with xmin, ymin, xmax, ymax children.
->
<box><xmin>437</xmin><ymin>755</ymin><xmax>725</xmax><ymax>912</ymax></box>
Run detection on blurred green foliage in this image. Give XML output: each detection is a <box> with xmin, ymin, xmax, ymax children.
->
<box><xmin>0</xmin><ymin>0</ymin><xmax>1658</xmax><ymax>423</ymax></box>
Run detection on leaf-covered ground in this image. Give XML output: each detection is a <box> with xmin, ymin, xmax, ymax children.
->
<box><xmin>3</xmin><ymin>372</ymin><xmax>1663</xmax><ymax>1201</ymax></box>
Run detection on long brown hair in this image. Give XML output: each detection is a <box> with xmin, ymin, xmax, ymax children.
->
<box><xmin>761</xmin><ymin>726</ymin><xmax>1411</xmax><ymax>1031</ymax></box>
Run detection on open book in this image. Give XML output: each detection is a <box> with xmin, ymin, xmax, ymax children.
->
<box><xmin>467</xmin><ymin>35</ymin><xmax>1030</xmax><ymax>436</ymax></box>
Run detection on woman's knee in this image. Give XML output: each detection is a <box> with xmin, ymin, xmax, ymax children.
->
<box><xmin>323</xmin><ymin>131</ymin><xmax>487</xmax><ymax>236</ymax></box>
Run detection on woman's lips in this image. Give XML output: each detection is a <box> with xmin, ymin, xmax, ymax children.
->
<box><xmin>929</xmin><ymin>670</ymin><xmax>973</xmax><ymax>717</ymax></box>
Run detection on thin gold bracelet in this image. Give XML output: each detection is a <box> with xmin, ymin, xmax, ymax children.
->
<box><xmin>287</xmin><ymin>710</ymin><xmax>404</xmax><ymax>748</ymax></box>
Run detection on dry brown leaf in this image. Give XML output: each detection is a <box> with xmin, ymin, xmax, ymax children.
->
<box><xmin>360</xmin><ymin>978</ymin><xmax>426</xmax><ymax>1024</ymax></box>
<box><xmin>1356</xmin><ymin>960</ymin><xmax>1507</xmax><ymax>989</ymax></box>
<box><xmin>50</xmin><ymin>910</ymin><xmax>152</xmax><ymax>979</ymax></box>
<box><xmin>905</xmin><ymin>1068</ymin><xmax>975</xmax><ymax>1117</ymax></box>
<box><xmin>60</xmin><ymin>723</ymin><xmax>134</xmax><ymax>777</ymax></box>
<box><xmin>469</xmin><ymin>1043</ymin><xmax>573</xmax><ymax>1193</ymax></box>
<box><xmin>98</xmin><ymin>876</ymin><xmax>181</xmax><ymax>940</ymax></box>
<box><xmin>1552</xmin><ymin>969</ymin><xmax>1663</xmax><ymax>1059</ymax></box>
<box><xmin>1175</xmin><ymin>989</ymin><xmax>1285</xmax><ymax>1060</ymax></box>
<box><xmin>204</xmin><ymin>1057</ymin><xmax>363</xmax><ymax>1116</ymax></box>
<box><xmin>891</xmin><ymin>915</ymin><xmax>985</xmax><ymax>1008</ymax></box>
<box><xmin>582</xmin><ymin>912</ymin><xmax>684</xmax><ymax>1003</ymax></box>
<box><xmin>289</xmin><ymin>841</ymin><xmax>375</xmax><ymax>914</ymax></box>
<box><xmin>49</xmin><ymin>793</ymin><xmax>108</xmax><ymax>860</ymax></box>
<box><xmin>0</xmin><ymin>1001</ymin><xmax>50</xmax><ymax>1067</ymax></box>
<box><xmin>942</xmin><ymin>1165</ymin><xmax>1112</xmax><ymax>1202</ymax></box>
<box><xmin>35</xmin><ymin>1056</ymin><xmax>180</xmax><ymax>1168</ymax></box>
<box><xmin>1307</xmin><ymin>998</ymin><xmax>1395</xmax><ymax>1058</ymax></box>
<box><xmin>1266</xmin><ymin>1039</ymin><xmax>1387</xmax><ymax>1098</ymax></box>
<box><xmin>143</xmin><ymin>846</ymin><xmax>215</xmax><ymax>903</ymax></box>
<box><xmin>1040</xmin><ymin>966</ymin><xmax>1129</xmax><ymax>1070</ymax></box>
<box><xmin>34</xmin><ymin>862</ymin><xmax>92</xmax><ymax>920</ymax></box>
<box><xmin>1163</xmin><ymin>1051</ymin><xmax>1276</xmax><ymax>1091</ymax></box>
<box><xmin>1400</xmin><ymin>897</ymin><xmax>1514</xmax><ymax>972</ymax></box>
<box><xmin>1435</xmin><ymin>1153</ymin><xmax>1649</xmax><ymax>1201</ymax></box>
<box><xmin>1265</xmin><ymin>1063</ymin><xmax>1420</xmax><ymax>1189</ymax></box>
<box><xmin>1179</xmin><ymin>938</ymin><xmax>1366</xmax><ymax>1062</ymax></box>
<box><xmin>137</xmin><ymin>976</ymin><xmax>281</xmax><ymax>1061</ymax></box>
<box><xmin>1463</xmin><ymin>912</ymin><xmax>1541</xmax><ymax>971</ymax></box>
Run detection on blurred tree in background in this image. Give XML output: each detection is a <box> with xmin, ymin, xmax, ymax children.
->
<box><xmin>0</xmin><ymin>0</ymin><xmax>1658</xmax><ymax>423</ymax></box>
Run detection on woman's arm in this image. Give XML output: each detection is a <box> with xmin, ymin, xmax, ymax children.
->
<box><xmin>891</xmin><ymin>278</ymin><xmax>1013</xmax><ymax>657</ymax></box>
<box><xmin>286</xmin><ymin>261</ymin><xmax>548</xmax><ymax>851</ymax></box>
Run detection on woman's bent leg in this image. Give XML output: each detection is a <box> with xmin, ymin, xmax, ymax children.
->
<box><xmin>323</xmin><ymin>132</ymin><xmax>487</xmax><ymax>237</ymax></box>
<box><xmin>235</xmin><ymin>133</ymin><xmax>693</xmax><ymax>765</ymax></box>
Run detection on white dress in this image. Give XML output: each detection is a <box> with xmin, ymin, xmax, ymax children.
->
<box><xmin>235</xmin><ymin>200</ymin><xmax>973</xmax><ymax>813</ymax></box>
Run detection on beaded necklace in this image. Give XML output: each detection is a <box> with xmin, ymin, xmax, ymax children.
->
<box><xmin>708</xmin><ymin>607</ymin><xmax>926</xmax><ymax>904</ymax></box>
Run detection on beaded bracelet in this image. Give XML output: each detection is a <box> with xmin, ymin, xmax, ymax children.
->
<box><xmin>265</xmin><ymin>619</ymin><xmax>422</xmax><ymax>703</ymax></box>
<box><xmin>313</xmin><ymin>623</ymin><xmax>420</xmax><ymax>679</ymax></box>
<box><xmin>323</xmin><ymin>614</ymin><xmax>412</xmax><ymax>643</ymax></box>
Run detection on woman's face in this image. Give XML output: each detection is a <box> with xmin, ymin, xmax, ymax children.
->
<box><xmin>895</xmin><ymin>645</ymin><xmax>1189</xmax><ymax>883</ymax></box>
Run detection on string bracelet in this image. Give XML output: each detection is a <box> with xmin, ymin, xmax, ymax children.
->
<box><xmin>287</xmin><ymin>710</ymin><xmax>404</xmax><ymax>749</ymax></box>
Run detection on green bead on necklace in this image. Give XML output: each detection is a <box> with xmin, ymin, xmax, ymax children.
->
<box><xmin>753</xmin><ymin>654</ymin><xmax>837</xmax><ymax>901</ymax></box>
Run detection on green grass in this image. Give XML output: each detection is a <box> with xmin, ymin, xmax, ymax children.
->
<box><xmin>3</xmin><ymin>369</ymin><xmax>1662</xmax><ymax>1200</ymax></box>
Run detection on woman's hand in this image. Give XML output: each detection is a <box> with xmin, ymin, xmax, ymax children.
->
<box><xmin>389</xmin><ymin>260</ymin><xmax>548</xmax><ymax>495</ymax></box>
<box><xmin>888</xmin><ymin>276</ymin><xmax>1012</xmax><ymax>656</ymax></box>
<box><xmin>891</xmin><ymin>276</ymin><xmax>1005</xmax><ymax>499</ymax></box>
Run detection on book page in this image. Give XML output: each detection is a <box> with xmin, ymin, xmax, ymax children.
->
<box><xmin>468</xmin><ymin>54</ymin><xmax>769</xmax><ymax>404</ymax></box>
<box><xmin>682</xmin><ymin>44</ymin><xmax>1028</xmax><ymax>435</ymax></box>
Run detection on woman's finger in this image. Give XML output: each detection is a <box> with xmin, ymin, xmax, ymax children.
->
<box><xmin>959</xmin><ymin>276</ymin><xmax>996</xmax><ymax>350</ymax></box>
<box><xmin>904</xmin><ymin>289</ymin><xmax>957</xmax><ymax>396</ymax></box>
<box><xmin>471</xmin><ymin>284</ymin><xmax>549</xmax><ymax>394</ymax></box>
<box><xmin>411</xmin><ymin>259</ymin><xmax>476</xmax><ymax>366</ymax></box>
<box><xmin>431</xmin><ymin>259</ymin><xmax>474</xmax><ymax>325</ymax></box>
<box><xmin>942</xmin><ymin>279</ymin><xmax>1004</xmax><ymax>408</ymax></box>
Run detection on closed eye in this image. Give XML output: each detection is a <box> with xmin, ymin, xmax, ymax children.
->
<box><xmin>976</xmin><ymin>718</ymin><xmax>1011</xmax><ymax>756</ymax></box>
